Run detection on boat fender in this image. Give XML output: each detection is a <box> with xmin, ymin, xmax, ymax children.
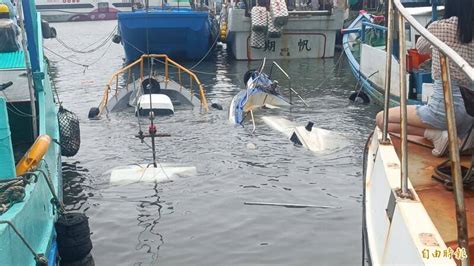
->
<box><xmin>243</xmin><ymin>69</ymin><xmax>257</xmax><ymax>85</ymax></box>
<box><xmin>112</xmin><ymin>34</ymin><xmax>121</xmax><ymax>44</ymax></box>
<box><xmin>349</xmin><ymin>90</ymin><xmax>370</xmax><ymax>104</ymax></box>
<box><xmin>55</xmin><ymin>212</ymin><xmax>93</xmax><ymax>263</ymax></box>
<box><xmin>142</xmin><ymin>78</ymin><xmax>161</xmax><ymax>94</ymax></box>
<box><xmin>270</xmin><ymin>0</ymin><xmax>288</xmax><ymax>27</ymax></box>
<box><xmin>15</xmin><ymin>135</ymin><xmax>51</xmax><ymax>176</ymax></box>
<box><xmin>251</xmin><ymin>6</ymin><xmax>268</xmax><ymax>32</ymax></box>
<box><xmin>267</xmin><ymin>18</ymin><xmax>282</xmax><ymax>38</ymax></box>
<box><xmin>41</xmin><ymin>19</ymin><xmax>56</xmax><ymax>39</ymax></box>
<box><xmin>58</xmin><ymin>107</ymin><xmax>81</xmax><ymax>157</ymax></box>
<box><xmin>87</xmin><ymin>107</ymin><xmax>100</xmax><ymax>119</ymax></box>
<box><xmin>250</xmin><ymin>31</ymin><xmax>266</xmax><ymax>49</ymax></box>
<box><xmin>211</xmin><ymin>103</ymin><xmax>223</xmax><ymax>110</ymax></box>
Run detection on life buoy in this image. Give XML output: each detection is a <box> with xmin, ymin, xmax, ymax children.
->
<box><xmin>16</xmin><ymin>135</ymin><xmax>51</xmax><ymax>176</ymax></box>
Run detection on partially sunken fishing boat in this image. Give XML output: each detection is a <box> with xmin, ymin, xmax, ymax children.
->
<box><xmin>221</xmin><ymin>0</ymin><xmax>346</xmax><ymax>60</ymax></box>
<box><xmin>88</xmin><ymin>54</ymin><xmax>206</xmax><ymax>184</ymax></box>
<box><xmin>116</xmin><ymin>1</ymin><xmax>219</xmax><ymax>63</ymax></box>
<box><xmin>0</xmin><ymin>0</ymin><xmax>90</xmax><ymax>265</ymax></box>
<box><xmin>228</xmin><ymin>61</ymin><xmax>292</xmax><ymax>128</ymax></box>
<box><xmin>362</xmin><ymin>0</ymin><xmax>474</xmax><ymax>264</ymax></box>
<box><xmin>88</xmin><ymin>54</ymin><xmax>209</xmax><ymax>119</ymax></box>
<box><xmin>229</xmin><ymin>60</ymin><xmax>336</xmax><ymax>152</ymax></box>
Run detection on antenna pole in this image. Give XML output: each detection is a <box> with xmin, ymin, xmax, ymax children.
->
<box><xmin>148</xmin><ymin>110</ymin><xmax>157</xmax><ymax>168</ymax></box>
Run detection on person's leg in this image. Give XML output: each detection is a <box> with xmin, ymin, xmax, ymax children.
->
<box><xmin>376</xmin><ymin>105</ymin><xmax>449</xmax><ymax>156</ymax></box>
<box><xmin>376</xmin><ymin>106</ymin><xmax>432</xmax><ymax>136</ymax></box>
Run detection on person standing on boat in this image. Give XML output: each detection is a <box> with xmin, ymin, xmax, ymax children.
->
<box><xmin>0</xmin><ymin>0</ymin><xmax>15</xmax><ymax>22</ymax></box>
<box><xmin>375</xmin><ymin>0</ymin><xmax>473</xmax><ymax>157</ymax></box>
<box><xmin>0</xmin><ymin>2</ymin><xmax>20</xmax><ymax>52</ymax></box>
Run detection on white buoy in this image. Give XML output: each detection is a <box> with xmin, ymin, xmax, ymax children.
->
<box><xmin>109</xmin><ymin>163</ymin><xmax>196</xmax><ymax>185</ymax></box>
<box><xmin>246</xmin><ymin>143</ymin><xmax>257</xmax><ymax>150</ymax></box>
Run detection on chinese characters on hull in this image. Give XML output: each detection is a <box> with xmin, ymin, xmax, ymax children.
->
<box><xmin>259</xmin><ymin>38</ymin><xmax>313</xmax><ymax>55</ymax></box>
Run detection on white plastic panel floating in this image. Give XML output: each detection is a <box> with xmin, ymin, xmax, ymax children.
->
<box><xmin>109</xmin><ymin>163</ymin><xmax>196</xmax><ymax>185</ymax></box>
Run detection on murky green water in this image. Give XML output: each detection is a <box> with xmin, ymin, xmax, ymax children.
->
<box><xmin>45</xmin><ymin>20</ymin><xmax>380</xmax><ymax>265</ymax></box>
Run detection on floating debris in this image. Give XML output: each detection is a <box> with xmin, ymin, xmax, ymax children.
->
<box><xmin>244</xmin><ymin>201</ymin><xmax>338</xmax><ymax>209</ymax></box>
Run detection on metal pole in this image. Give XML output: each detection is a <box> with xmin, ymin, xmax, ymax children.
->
<box><xmin>439</xmin><ymin>53</ymin><xmax>470</xmax><ymax>265</ymax></box>
<box><xmin>381</xmin><ymin>0</ymin><xmax>394</xmax><ymax>143</ymax></box>
<box><xmin>397</xmin><ymin>12</ymin><xmax>409</xmax><ymax>197</ymax></box>
<box><xmin>17</xmin><ymin>0</ymin><xmax>38</xmax><ymax>139</ymax></box>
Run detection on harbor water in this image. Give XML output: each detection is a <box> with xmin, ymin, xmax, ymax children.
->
<box><xmin>46</xmin><ymin>20</ymin><xmax>380</xmax><ymax>265</ymax></box>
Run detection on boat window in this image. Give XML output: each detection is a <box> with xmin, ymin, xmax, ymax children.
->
<box><xmin>98</xmin><ymin>2</ymin><xmax>110</xmax><ymax>12</ymax></box>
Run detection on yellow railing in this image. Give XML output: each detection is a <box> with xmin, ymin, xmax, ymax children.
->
<box><xmin>97</xmin><ymin>54</ymin><xmax>209</xmax><ymax>115</ymax></box>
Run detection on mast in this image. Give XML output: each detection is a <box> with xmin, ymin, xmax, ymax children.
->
<box><xmin>18</xmin><ymin>0</ymin><xmax>42</xmax><ymax>138</ymax></box>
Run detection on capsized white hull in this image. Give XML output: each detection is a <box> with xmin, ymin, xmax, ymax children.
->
<box><xmin>364</xmin><ymin>127</ymin><xmax>455</xmax><ymax>265</ymax></box>
<box><xmin>109</xmin><ymin>164</ymin><xmax>197</xmax><ymax>185</ymax></box>
<box><xmin>262</xmin><ymin>116</ymin><xmax>346</xmax><ymax>152</ymax></box>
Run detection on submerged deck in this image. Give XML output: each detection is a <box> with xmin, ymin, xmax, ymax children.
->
<box><xmin>392</xmin><ymin>136</ymin><xmax>474</xmax><ymax>258</ymax></box>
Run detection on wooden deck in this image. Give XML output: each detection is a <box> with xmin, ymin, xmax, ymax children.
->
<box><xmin>392</xmin><ymin>136</ymin><xmax>474</xmax><ymax>262</ymax></box>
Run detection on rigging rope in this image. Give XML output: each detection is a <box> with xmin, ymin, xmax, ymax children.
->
<box><xmin>44</xmin><ymin>40</ymin><xmax>114</xmax><ymax>72</ymax></box>
<box><xmin>55</xmin><ymin>25</ymin><xmax>117</xmax><ymax>54</ymax></box>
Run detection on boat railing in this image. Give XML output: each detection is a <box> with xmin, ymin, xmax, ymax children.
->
<box><xmin>269</xmin><ymin>62</ymin><xmax>308</xmax><ymax>107</ymax></box>
<box><xmin>97</xmin><ymin>54</ymin><xmax>209</xmax><ymax>116</ymax></box>
<box><xmin>382</xmin><ymin>0</ymin><xmax>474</xmax><ymax>263</ymax></box>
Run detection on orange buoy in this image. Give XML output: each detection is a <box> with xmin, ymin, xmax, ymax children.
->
<box><xmin>16</xmin><ymin>135</ymin><xmax>51</xmax><ymax>176</ymax></box>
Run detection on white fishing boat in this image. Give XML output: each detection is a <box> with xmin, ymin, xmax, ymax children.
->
<box><xmin>36</xmin><ymin>0</ymin><xmax>131</xmax><ymax>22</ymax></box>
<box><xmin>88</xmin><ymin>54</ymin><xmax>209</xmax><ymax>119</ymax></box>
<box><xmin>362</xmin><ymin>0</ymin><xmax>474</xmax><ymax>264</ymax></box>
<box><xmin>221</xmin><ymin>0</ymin><xmax>347</xmax><ymax>60</ymax></box>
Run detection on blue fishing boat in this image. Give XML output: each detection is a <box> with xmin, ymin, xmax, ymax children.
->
<box><xmin>117</xmin><ymin>3</ymin><xmax>218</xmax><ymax>63</ymax></box>
<box><xmin>0</xmin><ymin>1</ymin><xmax>84</xmax><ymax>265</ymax></box>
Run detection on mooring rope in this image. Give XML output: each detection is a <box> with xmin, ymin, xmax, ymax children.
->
<box><xmin>55</xmin><ymin>25</ymin><xmax>117</xmax><ymax>54</ymax></box>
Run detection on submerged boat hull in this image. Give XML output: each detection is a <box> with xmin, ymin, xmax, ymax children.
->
<box><xmin>118</xmin><ymin>9</ymin><xmax>217</xmax><ymax>63</ymax></box>
<box><xmin>228</xmin><ymin>88</ymin><xmax>290</xmax><ymax>124</ymax></box>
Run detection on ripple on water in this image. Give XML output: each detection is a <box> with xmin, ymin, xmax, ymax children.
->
<box><xmin>49</xmin><ymin>20</ymin><xmax>380</xmax><ymax>265</ymax></box>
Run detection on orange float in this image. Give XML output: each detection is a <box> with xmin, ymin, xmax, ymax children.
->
<box><xmin>16</xmin><ymin>135</ymin><xmax>51</xmax><ymax>176</ymax></box>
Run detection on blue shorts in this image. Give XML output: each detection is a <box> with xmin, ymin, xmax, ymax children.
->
<box><xmin>416</xmin><ymin>80</ymin><xmax>473</xmax><ymax>136</ymax></box>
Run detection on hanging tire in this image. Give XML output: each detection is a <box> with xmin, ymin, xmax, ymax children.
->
<box><xmin>142</xmin><ymin>78</ymin><xmax>161</xmax><ymax>94</ymax></box>
<box><xmin>243</xmin><ymin>69</ymin><xmax>256</xmax><ymax>85</ymax></box>
<box><xmin>88</xmin><ymin>107</ymin><xmax>100</xmax><ymax>119</ymax></box>
<box><xmin>61</xmin><ymin>253</ymin><xmax>95</xmax><ymax>266</ymax></box>
<box><xmin>55</xmin><ymin>213</ymin><xmax>93</xmax><ymax>262</ymax></box>
<box><xmin>349</xmin><ymin>90</ymin><xmax>370</xmax><ymax>104</ymax></box>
